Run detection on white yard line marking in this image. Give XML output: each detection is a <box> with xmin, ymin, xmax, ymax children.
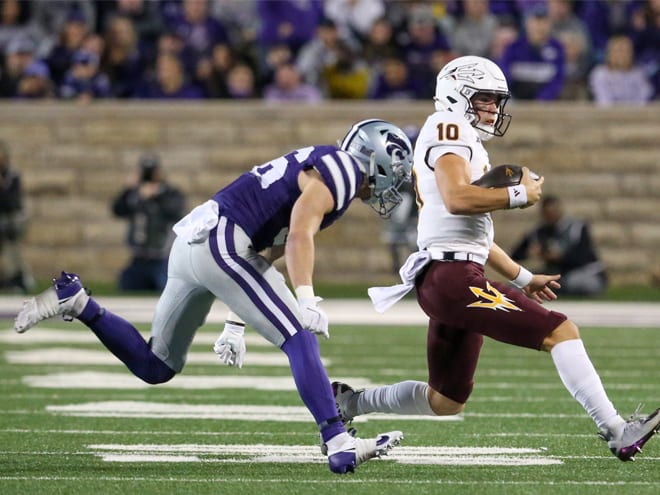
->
<box><xmin>89</xmin><ymin>444</ymin><xmax>545</xmax><ymax>455</ymax></box>
<box><xmin>0</xmin><ymin>428</ymin><xmax>315</xmax><ymax>436</ymax></box>
<box><xmin>85</xmin><ymin>443</ymin><xmax>563</xmax><ymax>467</ymax></box>
<box><xmin>45</xmin><ymin>401</ymin><xmax>462</xmax><ymax>423</ymax></box>
<box><xmin>24</xmin><ymin>372</ymin><xmax>314</xmax><ymax>391</ymax></box>
<box><xmin>23</xmin><ymin>371</ymin><xmax>658</xmax><ymax>393</ymax></box>
<box><xmin>1</xmin><ymin>328</ymin><xmax>270</xmax><ymax>347</ymax></box>
<box><xmin>6</xmin><ymin>348</ymin><xmax>306</xmax><ymax>367</ymax></box>
<box><xmin>42</xmin><ymin>399</ymin><xmax>654</xmax><ymax>423</ymax></box>
<box><xmin>100</xmin><ymin>454</ymin><xmax>200</xmax><ymax>463</ymax></box>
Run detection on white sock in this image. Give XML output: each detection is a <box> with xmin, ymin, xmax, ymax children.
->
<box><xmin>356</xmin><ymin>380</ymin><xmax>435</xmax><ymax>416</ymax></box>
<box><xmin>551</xmin><ymin>339</ymin><xmax>624</xmax><ymax>432</ymax></box>
<box><xmin>324</xmin><ymin>431</ymin><xmax>353</xmax><ymax>456</ymax></box>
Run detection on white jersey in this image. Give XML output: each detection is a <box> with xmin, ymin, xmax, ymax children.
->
<box><xmin>414</xmin><ymin>110</ymin><xmax>494</xmax><ymax>261</ymax></box>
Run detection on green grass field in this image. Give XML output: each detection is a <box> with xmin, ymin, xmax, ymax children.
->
<box><xmin>1</xmin><ymin>317</ymin><xmax>659</xmax><ymax>495</ymax></box>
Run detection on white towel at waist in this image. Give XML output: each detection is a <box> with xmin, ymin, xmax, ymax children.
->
<box><xmin>367</xmin><ymin>251</ymin><xmax>432</xmax><ymax>313</ymax></box>
<box><xmin>172</xmin><ymin>200</ymin><xmax>219</xmax><ymax>244</ymax></box>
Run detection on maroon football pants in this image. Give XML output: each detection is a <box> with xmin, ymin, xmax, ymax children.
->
<box><xmin>415</xmin><ymin>261</ymin><xmax>567</xmax><ymax>404</ymax></box>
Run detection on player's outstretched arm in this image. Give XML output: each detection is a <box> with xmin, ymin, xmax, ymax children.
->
<box><xmin>488</xmin><ymin>243</ymin><xmax>560</xmax><ymax>303</ymax></box>
<box><xmin>285</xmin><ymin>170</ymin><xmax>334</xmax><ymax>338</ymax></box>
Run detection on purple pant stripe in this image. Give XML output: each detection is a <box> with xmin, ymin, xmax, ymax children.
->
<box><xmin>208</xmin><ymin>219</ymin><xmax>299</xmax><ymax>341</ymax></box>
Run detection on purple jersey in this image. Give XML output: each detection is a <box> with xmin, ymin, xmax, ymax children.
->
<box><xmin>213</xmin><ymin>145</ymin><xmax>363</xmax><ymax>252</ymax></box>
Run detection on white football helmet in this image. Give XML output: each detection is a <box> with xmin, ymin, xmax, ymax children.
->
<box><xmin>434</xmin><ymin>55</ymin><xmax>512</xmax><ymax>141</ymax></box>
<box><xmin>340</xmin><ymin>119</ymin><xmax>413</xmax><ymax>217</ymax></box>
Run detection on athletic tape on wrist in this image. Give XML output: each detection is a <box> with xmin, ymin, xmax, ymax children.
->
<box><xmin>295</xmin><ymin>285</ymin><xmax>315</xmax><ymax>300</ymax></box>
<box><xmin>507</xmin><ymin>185</ymin><xmax>527</xmax><ymax>208</ymax></box>
<box><xmin>511</xmin><ymin>266</ymin><xmax>533</xmax><ymax>289</ymax></box>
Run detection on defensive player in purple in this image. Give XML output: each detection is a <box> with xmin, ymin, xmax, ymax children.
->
<box><xmin>333</xmin><ymin>56</ymin><xmax>660</xmax><ymax>462</ymax></box>
<box><xmin>14</xmin><ymin>119</ymin><xmax>413</xmax><ymax>474</ymax></box>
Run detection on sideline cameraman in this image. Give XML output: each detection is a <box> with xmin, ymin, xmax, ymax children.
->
<box><xmin>111</xmin><ymin>154</ymin><xmax>186</xmax><ymax>291</ymax></box>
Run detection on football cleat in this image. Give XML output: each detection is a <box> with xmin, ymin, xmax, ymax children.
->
<box><xmin>598</xmin><ymin>406</ymin><xmax>660</xmax><ymax>461</ymax></box>
<box><xmin>332</xmin><ymin>381</ymin><xmax>363</xmax><ymax>424</ymax></box>
<box><xmin>326</xmin><ymin>430</ymin><xmax>403</xmax><ymax>474</ymax></box>
<box><xmin>14</xmin><ymin>271</ymin><xmax>90</xmax><ymax>333</ymax></box>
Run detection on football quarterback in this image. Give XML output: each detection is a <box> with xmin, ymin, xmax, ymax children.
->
<box><xmin>355</xmin><ymin>55</ymin><xmax>660</xmax><ymax>462</ymax></box>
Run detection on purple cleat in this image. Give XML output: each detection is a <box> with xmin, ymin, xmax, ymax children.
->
<box><xmin>599</xmin><ymin>407</ymin><xmax>660</xmax><ymax>461</ymax></box>
<box><xmin>14</xmin><ymin>271</ymin><xmax>90</xmax><ymax>333</ymax></box>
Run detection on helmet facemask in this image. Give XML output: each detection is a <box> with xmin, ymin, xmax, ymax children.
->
<box><xmin>365</xmin><ymin>149</ymin><xmax>411</xmax><ymax>218</ymax></box>
<box><xmin>463</xmin><ymin>89</ymin><xmax>512</xmax><ymax>141</ymax></box>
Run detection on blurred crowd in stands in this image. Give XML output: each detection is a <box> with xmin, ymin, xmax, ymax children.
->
<box><xmin>0</xmin><ymin>0</ymin><xmax>657</xmax><ymax>105</ymax></box>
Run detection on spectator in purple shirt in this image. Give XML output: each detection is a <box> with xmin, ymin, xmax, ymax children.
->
<box><xmin>627</xmin><ymin>0</ymin><xmax>660</xmax><ymax>99</ymax></box>
<box><xmin>500</xmin><ymin>5</ymin><xmax>566</xmax><ymax>100</ymax></box>
<box><xmin>59</xmin><ymin>50</ymin><xmax>112</xmax><ymax>102</ymax></box>
<box><xmin>45</xmin><ymin>11</ymin><xmax>90</xmax><ymax>85</ymax></box>
<box><xmin>0</xmin><ymin>37</ymin><xmax>35</xmax><ymax>97</ymax></box>
<box><xmin>138</xmin><ymin>52</ymin><xmax>203</xmax><ymax>99</ymax></box>
<box><xmin>155</xmin><ymin>29</ymin><xmax>184</xmax><ymax>58</ymax></box>
<box><xmin>263</xmin><ymin>63</ymin><xmax>322</xmax><ymax>103</ymax></box>
<box><xmin>368</xmin><ymin>56</ymin><xmax>424</xmax><ymax>100</ymax></box>
<box><xmin>16</xmin><ymin>60</ymin><xmax>55</xmax><ymax>99</ymax></box>
<box><xmin>256</xmin><ymin>0</ymin><xmax>323</xmax><ymax>55</ymax></box>
<box><xmin>165</xmin><ymin>0</ymin><xmax>229</xmax><ymax>77</ymax></box>
<box><xmin>589</xmin><ymin>33</ymin><xmax>653</xmax><ymax>106</ymax></box>
<box><xmin>224</xmin><ymin>61</ymin><xmax>258</xmax><ymax>99</ymax></box>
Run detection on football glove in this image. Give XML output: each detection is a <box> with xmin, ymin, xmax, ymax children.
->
<box><xmin>297</xmin><ymin>296</ymin><xmax>329</xmax><ymax>339</ymax></box>
<box><xmin>213</xmin><ymin>323</ymin><xmax>246</xmax><ymax>368</ymax></box>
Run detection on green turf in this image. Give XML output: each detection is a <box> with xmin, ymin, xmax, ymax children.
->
<box><xmin>1</xmin><ymin>320</ymin><xmax>659</xmax><ymax>495</ymax></box>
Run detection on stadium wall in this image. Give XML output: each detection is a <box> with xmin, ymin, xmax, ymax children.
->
<box><xmin>1</xmin><ymin>101</ymin><xmax>658</xmax><ymax>288</ymax></box>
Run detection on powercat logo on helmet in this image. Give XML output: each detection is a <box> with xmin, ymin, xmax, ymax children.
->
<box><xmin>384</xmin><ymin>132</ymin><xmax>408</xmax><ymax>160</ymax></box>
<box><xmin>449</xmin><ymin>63</ymin><xmax>485</xmax><ymax>84</ymax></box>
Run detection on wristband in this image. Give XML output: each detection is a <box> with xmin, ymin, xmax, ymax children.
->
<box><xmin>295</xmin><ymin>285</ymin><xmax>315</xmax><ymax>300</ymax></box>
<box><xmin>507</xmin><ymin>185</ymin><xmax>527</xmax><ymax>208</ymax></box>
<box><xmin>226</xmin><ymin>310</ymin><xmax>245</xmax><ymax>326</ymax></box>
<box><xmin>511</xmin><ymin>266</ymin><xmax>533</xmax><ymax>289</ymax></box>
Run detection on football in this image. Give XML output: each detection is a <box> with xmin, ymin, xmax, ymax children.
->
<box><xmin>472</xmin><ymin>164</ymin><xmax>540</xmax><ymax>188</ymax></box>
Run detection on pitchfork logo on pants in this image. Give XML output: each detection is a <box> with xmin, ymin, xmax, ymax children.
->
<box><xmin>467</xmin><ymin>282</ymin><xmax>522</xmax><ymax>312</ymax></box>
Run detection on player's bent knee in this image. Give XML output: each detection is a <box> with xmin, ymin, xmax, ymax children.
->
<box><xmin>541</xmin><ymin>320</ymin><xmax>580</xmax><ymax>352</ymax></box>
<box><xmin>429</xmin><ymin>388</ymin><xmax>465</xmax><ymax>415</ymax></box>
<box><xmin>132</xmin><ymin>352</ymin><xmax>177</xmax><ymax>384</ymax></box>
